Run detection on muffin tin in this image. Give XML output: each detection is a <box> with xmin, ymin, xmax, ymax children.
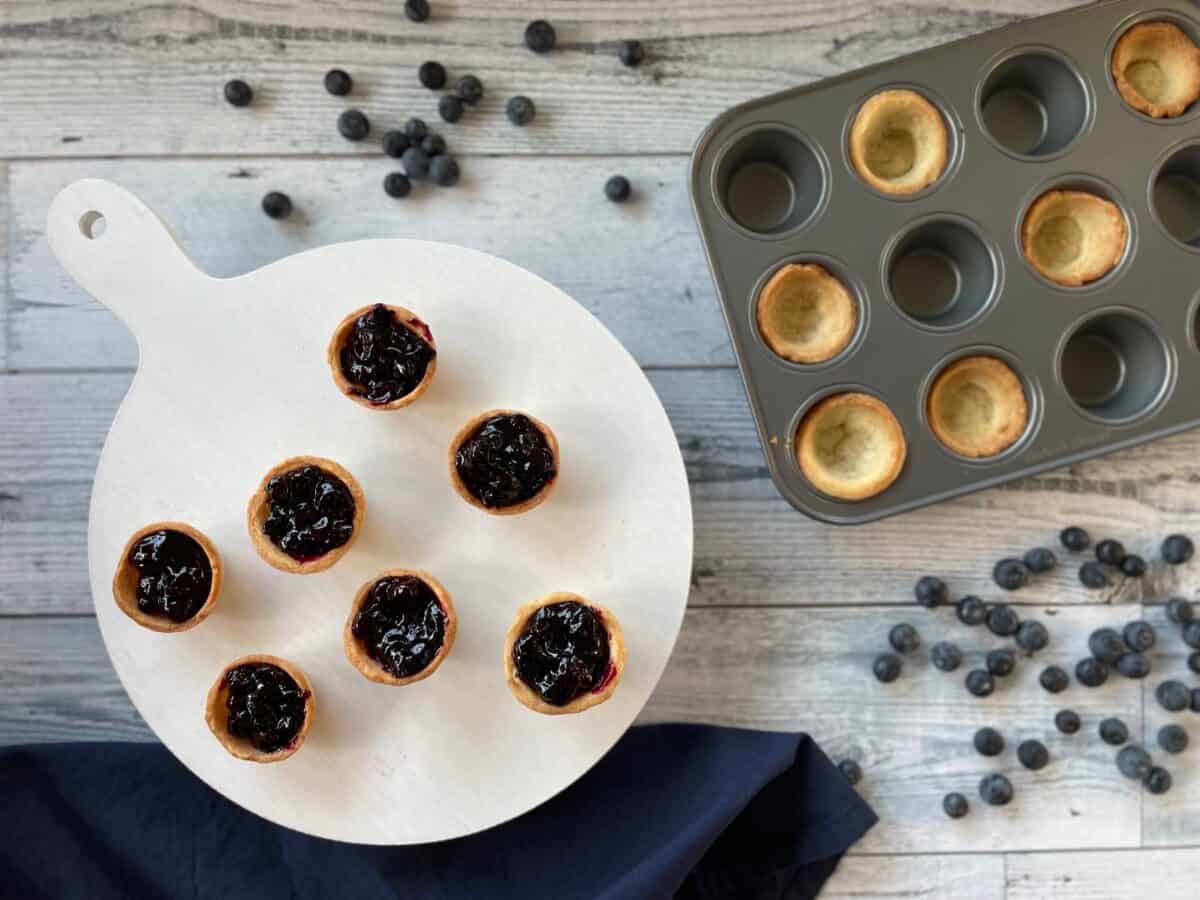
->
<box><xmin>690</xmin><ymin>0</ymin><xmax>1200</xmax><ymax>525</ymax></box>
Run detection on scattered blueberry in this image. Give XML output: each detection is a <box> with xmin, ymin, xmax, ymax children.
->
<box><xmin>888</xmin><ymin>623</ymin><xmax>920</xmax><ymax>654</ymax></box>
<box><xmin>1183</xmin><ymin>622</ymin><xmax>1200</xmax><ymax>649</ymax></box>
<box><xmin>401</xmin><ymin>146</ymin><xmax>430</xmax><ymax>180</ymax></box>
<box><xmin>524</xmin><ymin>19</ymin><xmax>556</xmax><ymax>53</ymax></box>
<box><xmin>986</xmin><ymin>604</ymin><xmax>1020</xmax><ymax>637</ymax></box>
<box><xmin>1088</xmin><ymin>627</ymin><xmax>1125</xmax><ymax>664</ymax></box>
<box><xmin>966</xmin><ymin>669</ymin><xmax>996</xmax><ymax>698</ymax></box>
<box><xmin>1158</xmin><ymin>724</ymin><xmax>1189</xmax><ymax>754</ymax></box>
<box><xmin>1079</xmin><ymin>561</ymin><xmax>1110</xmax><ymax>589</ymax></box>
<box><xmin>956</xmin><ymin>595</ymin><xmax>988</xmax><ymax>626</ymax></box>
<box><xmin>974</xmin><ymin>727</ymin><xmax>1005</xmax><ymax>757</ymax></box>
<box><xmin>1017</xmin><ymin>739</ymin><xmax>1049</xmax><ymax>771</ymax></box>
<box><xmin>1040</xmin><ymin>665</ymin><xmax>1070</xmax><ymax>694</ymax></box>
<box><xmin>1117</xmin><ymin>745</ymin><xmax>1152</xmax><ymax>780</ymax></box>
<box><xmin>931</xmin><ymin>641</ymin><xmax>962</xmax><ymax>672</ymax></box>
<box><xmin>1024</xmin><ymin>547</ymin><xmax>1057</xmax><ymax>574</ymax></box>
<box><xmin>506</xmin><ymin>95</ymin><xmax>536</xmax><ymax>126</ymax></box>
<box><xmin>383</xmin><ymin>130</ymin><xmax>411</xmax><ymax>158</ymax></box>
<box><xmin>405</xmin><ymin>0</ymin><xmax>430</xmax><ymax>23</ymax></box>
<box><xmin>422</xmin><ymin>133</ymin><xmax>446</xmax><ymax>157</ymax></box>
<box><xmin>1157</xmin><ymin>680</ymin><xmax>1191</xmax><ymax>712</ymax></box>
<box><xmin>1115</xmin><ymin>653</ymin><xmax>1150</xmax><ymax>680</ymax></box>
<box><xmin>337</xmin><ymin>108</ymin><xmax>370</xmax><ymax>141</ymax></box>
<box><xmin>1145</xmin><ymin>766</ymin><xmax>1173</xmax><ymax>795</ymax></box>
<box><xmin>429</xmin><ymin>155</ymin><xmax>460</xmax><ymax>187</ymax></box>
<box><xmin>943</xmin><ymin>792</ymin><xmax>969</xmax><ymax>819</ymax></box>
<box><xmin>838</xmin><ymin>758</ymin><xmax>863</xmax><ymax>785</ymax></box>
<box><xmin>1193</xmin><ymin>688</ymin><xmax>1200</xmax><ymax>713</ymax></box>
<box><xmin>1076</xmin><ymin>657</ymin><xmax>1109</xmax><ymax>688</ymax></box>
<box><xmin>993</xmin><ymin>558</ymin><xmax>1030</xmax><ymax>591</ymax></box>
<box><xmin>1099</xmin><ymin>717</ymin><xmax>1129</xmax><ymax>746</ymax></box>
<box><xmin>1120</xmin><ymin>554</ymin><xmax>1147</xmax><ymax>577</ymax></box>
<box><xmin>324</xmin><ymin>68</ymin><xmax>352</xmax><ymax>96</ymax></box>
<box><xmin>1055</xmin><ymin>709</ymin><xmax>1081</xmax><ymax>734</ymax></box>
<box><xmin>618</xmin><ymin>39</ymin><xmax>645</xmax><ymax>67</ymax></box>
<box><xmin>914</xmin><ymin>576</ymin><xmax>948</xmax><ymax>609</ymax></box>
<box><xmin>1189</xmin><ymin>652</ymin><xmax>1200</xmax><ymax>675</ymax></box>
<box><xmin>261</xmin><ymin>191</ymin><xmax>292</xmax><ymax>219</ymax></box>
<box><xmin>438</xmin><ymin>95</ymin><xmax>464</xmax><ymax>123</ymax></box>
<box><xmin>1166</xmin><ymin>596</ymin><xmax>1195</xmax><ymax>625</ymax></box>
<box><xmin>383</xmin><ymin>172</ymin><xmax>411</xmax><ymax>199</ymax></box>
<box><xmin>605</xmin><ymin>175</ymin><xmax>632</xmax><ymax>203</ymax></box>
<box><xmin>223</xmin><ymin>79</ymin><xmax>253</xmax><ymax>107</ymax></box>
<box><xmin>404</xmin><ymin>117</ymin><xmax>428</xmax><ymax>141</ymax></box>
<box><xmin>418</xmin><ymin>61</ymin><xmax>447</xmax><ymax>90</ymax></box>
<box><xmin>979</xmin><ymin>773</ymin><xmax>1014</xmax><ymax>806</ymax></box>
<box><xmin>1015</xmin><ymin>620</ymin><xmax>1050</xmax><ymax>653</ymax></box>
<box><xmin>1061</xmin><ymin>526</ymin><xmax>1091</xmax><ymax>552</ymax></box>
<box><xmin>1095</xmin><ymin>539</ymin><xmax>1126</xmax><ymax>566</ymax></box>
<box><xmin>456</xmin><ymin>75</ymin><xmax>484</xmax><ymax>105</ymax></box>
<box><xmin>987</xmin><ymin>648</ymin><xmax>1016</xmax><ymax>678</ymax></box>
<box><xmin>873</xmin><ymin>653</ymin><xmax>902</xmax><ymax>683</ymax></box>
<box><xmin>1162</xmin><ymin>533</ymin><xmax>1195</xmax><ymax>565</ymax></box>
<box><xmin>1121</xmin><ymin>620</ymin><xmax>1156</xmax><ymax>653</ymax></box>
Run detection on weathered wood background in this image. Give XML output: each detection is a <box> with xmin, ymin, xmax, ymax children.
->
<box><xmin>2</xmin><ymin>1</ymin><xmax>1199</xmax><ymax>896</ymax></box>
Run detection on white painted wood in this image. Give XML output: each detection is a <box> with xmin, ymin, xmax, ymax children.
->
<box><xmin>48</xmin><ymin>178</ymin><xmax>693</xmax><ymax>843</ymax></box>
<box><xmin>0</xmin><ymin>162</ymin><xmax>8</xmax><ymax>370</ymax></box>
<box><xmin>1007</xmin><ymin>847</ymin><xmax>1200</xmax><ymax>898</ymax></box>
<box><xmin>825</xmin><ymin>853</ymin><xmax>1004</xmax><ymax>899</ymax></box>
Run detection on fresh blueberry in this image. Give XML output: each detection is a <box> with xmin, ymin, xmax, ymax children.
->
<box><xmin>605</xmin><ymin>175</ymin><xmax>632</xmax><ymax>203</ymax></box>
<box><xmin>223</xmin><ymin>79</ymin><xmax>253</xmax><ymax>107</ymax></box>
<box><xmin>337</xmin><ymin>108</ymin><xmax>370</xmax><ymax>141</ymax></box>
<box><xmin>438</xmin><ymin>95</ymin><xmax>464</xmax><ymax>123</ymax></box>
<box><xmin>987</xmin><ymin>648</ymin><xmax>1016</xmax><ymax>677</ymax></box>
<box><xmin>914</xmin><ymin>576</ymin><xmax>948</xmax><ymax>609</ymax></box>
<box><xmin>421</xmin><ymin>133</ymin><xmax>446</xmax><ymax>157</ymax></box>
<box><xmin>1015</xmin><ymin>620</ymin><xmax>1050</xmax><ymax>653</ymax></box>
<box><xmin>873</xmin><ymin>653</ymin><xmax>902</xmax><ymax>683</ymax></box>
<box><xmin>1158</xmin><ymin>724</ymin><xmax>1189</xmax><ymax>754</ymax></box>
<box><xmin>1040</xmin><ymin>665</ymin><xmax>1070</xmax><ymax>694</ymax></box>
<box><xmin>383</xmin><ymin>130</ymin><xmax>411</xmax><ymax>158</ymax></box>
<box><xmin>1189</xmin><ymin>652</ymin><xmax>1200</xmax><ymax>675</ymax></box>
<box><xmin>1061</xmin><ymin>526</ymin><xmax>1092</xmax><ymax>552</ymax></box>
<box><xmin>931</xmin><ymin>641</ymin><xmax>962</xmax><ymax>672</ymax></box>
<box><xmin>1115</xmin><ymin>653</ymin><xmax>1151</xmax><ymax>680</ymax></box>
<box><xmin>401</xmin><ymin>146</ymin><xmax>430</xmax><ymax>180</ymax></box>
<box><xmin>888</xmin><ymin>623</ymin><xmax>920</xmax><ymax>654</ymax></box>
<box><xmin>1120</xmin><ymin>554</ymin><xmax>1147</xmax><ymax>577</ymax></box>
<box><xmin>943</xmin><ymin>792</ymin><xmax>969</xmax><ymax>819</ymax></box>
<box><xmin>1162</xmin><ymin>533</ymin><xmax>1195</xmax><ymax>565</ymax></box>
<box><xmin>1166</xmin><ymin>596</ymin><xmax>1196</xmax><ymax>625</ymax></box>
<box><xmin>524</xmin><ymin>19</ymin><xmax>556</xmax><ymax>53</ymax></box>
<box><xmin>1193</xmin><ymin>688</ymin><xmax>1200</xmax><ymax>713</ymax></box>
<box><xmin>618</xmin><ymin>39</ymin><xmax>645</xmax><ymax>67</ymax></box>
<box><xmin>418</xmin><ymin>61</ymin><xmax>446</xmax><ymax>90</ymax></box>
<box><xmin>429</xmin><ymin>155</ymin><xmax>460</xmax><ymax>187</ymax></box>
<box><xmin>1076</xmin><ymin>657</ymin><xmax>1109</xmax><ymax>688</ymax></box>
<box><xmin>966</xmin><ymin>669</ymin><xmax>996</xmax><ymax>698</ymax></box>
<box><xmin>993</xmin><ymin>558</ymin><xmax>1030</xmax><ymax>591</ymax></box>
<box><xmin>1055</xmin><ymin>709</ymin><xmax>1081</xmax><ymax>734</ymax></box>
<box><xmin>1117</xmin><ymin>745</ymin><xmax>1152</xmax><ymax>780</ymax></box>
<box><xmin>383</xmin><ymin>172</ymin><xmax>411</xmax><ymax>199</ymax></box>
<box><xmin>1079</xmin><ymin>561</ymin><xmax>1110</xmax><ymax>589</ymax></box>
<box><xmin>1122</xmin><ymin>620</ymin><xmax>1156</xmax><ymax>653</ymax></box>
<box><xmin>1024</xmin><ymin>547</ymin><xmax>1057</xmax><ymax>574</ymax></box>
<box><xmin>986</xmin><ymin>604</ymin><xmax>1020</xmax><ymax>637</ymax></box>
<box><xmin>1017</xmin><ymin>739</ymin><xmax>1050</xmax><ymax>771</ymax></box>
<box><xmin>838</xmin><ymin>758</ymin><xmax>863</xmax><ymax>785</ymax></box>
<box><xmin>1184</xmin><ymin>622</ymin><xmax>1200</xmax><ymax>649</ymax></box>
<box><xmin>455</xmin><ymin>75</ymin><xmax>484</xmax><ymax>105</ymax></box>
<box><xmin>974</xmin><ymin>726</ymin><xmax>1005</xmax><ymax>756</ymax></box>
<box><xmin>979</xmin><ymin>773</ymin><xmax>1014</xmax><ymax>806</ymax></box>
<box><xmin>1145</xmin><ymin>766</ymin><xmax>1173</xmax><ymax>795</ymax></box>
<box><xmin>261</xmin><ymin>191</ymin><xmax>292</xmax><ymax>219</ymax></box>
<box><xmin>1157</xmin><ymin>680</ymin><xmax>1191</xmax><ymax>712</ymax></box>
<box><xmin>324</xmin><ymin>68</ymin><xmax>352</xmax><ymax>96</ymax></box>
<box><xmin>1099</xmin><ymin>717</ymin><xmax>1129</xmax><ymax>746</ymax></box>
<box><xmin>405</xmin><ymin>0</ymin><xmax>430</xmax><ymax>23</ymax></box>
<box><xmin>956</xmin><ymin>595</ymin><xmax>988</xmax><ymax>626</ymax></box>
<box><xmin>1096</xmin><ymin>539</ymin><xmax>1127</xmax><ymax>566</ymax></box>
<box><xmin>404</xmin><ymin>117</ymin><xmax>428</xmax><ymax>141</ymax></box>
<box><xmin>1088</xmin><ymin>627</ymin><xmax>1126</xmax><ymax>664</ymax></box>
<box><xmin>506</xmin><ymin>95</ymin><xmax>536</xmax><ymax>126</ymax></box>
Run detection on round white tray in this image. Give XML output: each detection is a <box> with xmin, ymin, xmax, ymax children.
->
<box><xmin>47</xmin><ymin>179</ymin><xmax>693</xmax><ymax>844</ymax></box>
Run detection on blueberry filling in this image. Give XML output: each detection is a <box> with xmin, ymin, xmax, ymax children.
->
<box><xmin>339</xmin><ymin>304</ymin><xmax>436</xmax><ymax>405</ymax></box>
<box><xmin>455</xmin><ymin>413</ymin><xmax>556</xmax><ymax>509</ymax></box>
<box><xmin>352</xmin><ymin>575</ymin><xmax>447</xmax><ymax>679</ymax></box>
<box><xmin>263</xmin><ymin>465</ymin><xmax>356</xmax><ymax>561</ymax></box>
<box><xmin>128</xmin><ymin>530</ymin><xmax>212</xmax><ymax>622</ymax></box>
<box><xmin>513</xmin><ymin>602</ymin><xmax>612</xmax><ymax>707</ymax></box>
<box><xmin>224</xmin><ymin>663</ymin><xmax>308</xmax><ymax>753</ymax></box>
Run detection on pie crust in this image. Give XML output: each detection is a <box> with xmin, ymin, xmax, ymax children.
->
<box><xmin>448</xmin><ymin>410</ymin><xmax>560</xmax><ymax>515</ymax></box>
<box><xmin>112</xmin><ymin>521</ymin><xmax>222</xmax><ymax>633</ymax></box>
<box><xmin>504</xmin><ymin>592</ymin><xmax>626</xmax><ymax>716</ymax></box>
<box><xmin>849</xmin><ymin>89</ymin><xmax>949</xmax><ymax>196</ymax></box>
<box><xmin>796</xmin><ymin>392</ymin><xmax>907</xmax><ymax>501</ymax></box>
<box><xmin>928</xmin><ymin>356</ymin><xmax>1029</xmax><ymax>458</ymax></box>
<box><xmin>1112</xmin><ymin>21</ymin><xmax>1200</xmax><ymax>118</ymax></box>
<box><xmin>344</xmin><ymin>569</ymin><xmax>458</xmax><ymax>686</ymax></box>
<box><xmin>326</xmin><ymin>303</ymin><xmax>437</xmax><ymax>410</ymax></box>
<box><xmin>246</xmin><ymin>455</ymin><xmax>365</xmax><ymax>574</ymax></box>
<box><xmin>756</xmin><ymin>263</ymin><xmax>858</xmax><ymax>364</ymax></box>
<box><xmin>1022</xmin><ymin>190</ymin><xmax>1127</xmax><ymax>287</ymax></box>
<box><xmin>204</xmin><ymin>654</ymin><xmax>314</xmax><ymax>763</ymax></box>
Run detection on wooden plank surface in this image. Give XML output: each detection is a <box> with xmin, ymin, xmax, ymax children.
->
<box><xmin>1006</xmin><ymin>847</ymin><xmax>1200</xmax><ymax>899</ymax></box>
<box><xmin>825</xmin><ymin>854</ymin><xmax>1004</xmax><ymax>900</ymax></box>
<box><xmin>1</xmin><ymin>161</ymin><xmax>8</xmax><ymax>370</ymax></box>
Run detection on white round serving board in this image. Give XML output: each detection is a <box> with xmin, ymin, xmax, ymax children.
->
<box><xmin>47</xmin><ymin>179</ymin><xmax>693</xmax><ymax>845</ymax></box>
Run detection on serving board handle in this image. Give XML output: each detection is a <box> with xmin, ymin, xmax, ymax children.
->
<box><xmin>47</xmin><ymin>178</ymin><xmax>211</xmax><ymax>344</ymax></box>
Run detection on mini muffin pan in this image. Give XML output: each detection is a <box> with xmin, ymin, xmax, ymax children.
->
<box><xmin>690</xmin><ymin>0</ymin><xmax>1200</xmax><ymax>525</ymax></box>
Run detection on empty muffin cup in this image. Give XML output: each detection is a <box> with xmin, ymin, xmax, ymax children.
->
<box><xmin>1059</xmin><ymin>311</ymin><xmax>1171</xmax><ymax>422</ymax></box>
<box><xmin>1112</xmin><ymin>21</ymin><xmax>1200</xmax><ymax>118</ymax></box>
<box><xmin>796</xmin><ymin>393</ymin><xmax>906</xmax><ymax>501</ymax></box>
<box><xmin>1021</xmin><ymin>189</ymin><xmax>1128</xmax><ymax>287</ymax></box>
<box><xmin>1153</xmin><ymin>142</ymin><xmax>1200</xmax><ymax>248</ymax></box>
<box><xmin>713</xmin><ymin>126</ymin><xmax>826</xmax><ymax>235</ymax></box>
<box><xmin>755</xmin><ymin>263</ymin><xmax>858</xmax><ymax>364</ymax></box>
<box><xmin>978</xmin><ymin>50</ymin><xmax>1090</xmax><ymax>157</ymax></box>
<box><xmin>848</xmin><ymin>89</ymin><xmax>949</xmax><ymax>196</ymax></box>
<box><xmin>885</xmin><ymin>216</ymin><xmax>999</xmax><ymax>329</ymax></box>
<box><xmin>927</xmin><ymin>356</ymin><xmax>1029</xmax><ymax>458</ymax></box>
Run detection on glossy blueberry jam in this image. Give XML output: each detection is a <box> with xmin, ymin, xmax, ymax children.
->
<box><xmin>352</xmin><ymin>575</ymin><xmax>447</xmax><ymax>678</ymax></box>
<box><xmin>224</xmin><ymin>662</ymin><xmax>308</xmax><ymax>753</ymax></box>
<box><xmin>339</xmin><ymin>304</ymin><xmax>436</xmax><ymax>405</ymax></box>
<box><xmin>455</xmin><ymin>413</ymin><xmax>556</xmax><ymax>509</ymax></box>
<box><xmin>128</xmin><ymin>530</ymin><xmax>212</xmax><ymax>622</ymax></box>
<box><xmin>513</xmin><ymin>601</ymin><xmax>612</xmax><ymax>707</ymax></box>
<box><xmin>262</xmin><ymin>464</ymin><xmax>356</xmax><ymax>561</ymax></box>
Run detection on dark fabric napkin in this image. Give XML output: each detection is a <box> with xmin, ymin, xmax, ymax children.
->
<box><xmin>0</xmin><ymin>724</ymin><xmax>875</xmax><ymax>900</ymax></box>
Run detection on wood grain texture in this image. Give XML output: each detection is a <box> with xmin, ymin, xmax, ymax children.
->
<box><xmin>1</xmin><ymin>162</ymin><xmax>8</xmax><ymax>369</ymax></box>
<box><xmin>825</xmin><ymin>854</ymin><xmax>1003</xmax><ymax>899</ymax></box>
<box><xmin>1007</xmin><ymin>847</ymin><xmax>1200</xmax><ymax>898</ymax></box>
<box><xmin>0</xmin><ymin>1</ymin><xmax>1078</xmax><ymax>158</ymax></box>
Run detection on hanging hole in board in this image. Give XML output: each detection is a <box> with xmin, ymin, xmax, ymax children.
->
<box><xmin>79</xmin><ymin>210</ymin><xmax>107</xmax><ymax>239</ymax></box>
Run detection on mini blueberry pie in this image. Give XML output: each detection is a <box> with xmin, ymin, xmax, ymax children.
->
<box><xmin>1022</xmin><ymin>190</ymin><xmax>1127</xmax><ymax>287</ymax></box>
<box><xmin>449</xmin><ymin>410</ymin><xmax>559</xmax><ymax>515</ymax></box>
<box><xmin>928</xmin><ymin>356</ymin><xmax>1028</xmax><ymax>458</ymax></box>
<box><xmin>849</xmin><ymin>89</ymin><xmax>948</xmax><ymax>196</ymax></box>
<box><xmin>112</xmin><ymin>522</ymin><xmax>222</xmax><ymax>632</ymax></box>
<box><xmin>505</xmin><ymin>593</ymin><xmax>625</xmax><ymax>715</ymax></box>
<box><xmin>328</xmin><ymin>303</ymin><xmax>437</xmax><ymax>409</ymax></box>
<box><xmin>344</xmin><ymin>569</ymin><xmax>458</xmax><ymax>686</ymax></box>
<box><xmin>796</xmin><ymin>393</ymin><xmax>906</xmax><ymax>501</ymax></box>
<box><xmin>247</xmin><ymin>456</ymin><xmax>364</xmax><ymax>574</ymax></box>
<box><xmin>1113</xmin><ymin>22</ymin><xmax>1200</xmax><ymax>118</ymax></box>
<box><xmin>756</xmin><ymin>263</ymin><xmax>857</xmax><ymax>364</ymax></box>
<box><xmin>205</xmin><ymin>654</ymin><xmax>314</xmax><ymax>763</ymax></box>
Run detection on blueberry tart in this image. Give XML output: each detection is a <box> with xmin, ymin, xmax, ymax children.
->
<box><xmin>1022</xmin><ymin>190</ymin><xmax>1127</xmax><ymax>287</ymax></box>
<box><xmin>344</xmin><ymin>569</ymin><xmax>457</xmax><ymax>686</ymax></box>
<box><xmin>848</xmin><ymin>89</ymin><xmax>948</xmax><ymax>196</ymax></box>
<box><xmin>204</xmin><ymin>654</ymin><xmax>314</xmax><ymax>763</ymax></box>
<box><xmin>796</xmin><ymin>393</ymin><xmax>906</xmax><ymax>501</ymax></box>
<box><xmin>449</xmin><ymin>410</ymin><xmax>559</xmax><ymax>515</ymax></box>
<box><xmin>112</xmin><ymin>522</ymin><xmax>222</xmax><ymax>633</ymax></box>
<box><xmin>328</xmin><ymin>303</ymin><xmax>437</xmax><ymax>409</ymax></box>
<box><xmin>504</xmin><ymin>593</ymin><xmax>626</xmax><ymax>715</ymax></box>
<box><xmin>928</xmin><ymin>356</ymin><xmax>1028</xmax><ymax>458</ymax></box>
<box><xmin>1113</xmin><ymin>22</ymin><xmax>1200</xmax><ymax>118</ymax></box>
<box><xmin>756</xmin><ymin>263</ymin><xmax>857</xmax><ymax>364</ymax></box>
<box><xmin>247</xmin><ymin>456</ymin><xmax>364</xmax><ymax>574</ymax></box>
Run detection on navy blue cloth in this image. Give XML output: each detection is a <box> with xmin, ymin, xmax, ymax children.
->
<box><xmin>0</xmin><ymin>725</ymin><xmax>875</xmax><ymax>900</ymax></box>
